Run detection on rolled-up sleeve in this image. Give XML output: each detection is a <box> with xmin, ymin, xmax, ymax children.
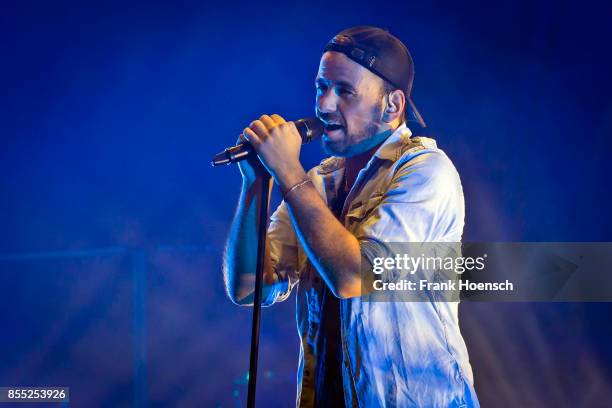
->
<box><xmin>262</xmin><ymin>199</ymin><xmax>300</xmax><ymax>305</ymax></box>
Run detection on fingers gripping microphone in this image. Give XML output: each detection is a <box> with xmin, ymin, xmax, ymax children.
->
<box><xmin>211</xmin><ymin>117</ymin><xmax>324</xmax><ymax>166</ymax></box>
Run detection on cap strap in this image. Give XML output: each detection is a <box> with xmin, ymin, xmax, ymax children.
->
<box><xmin>324</xmin><ymin>42</ymin><xmax>399</xmax><ymax>91</ymax></box>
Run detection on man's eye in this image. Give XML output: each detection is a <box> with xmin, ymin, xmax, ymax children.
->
<box><xmin>337</xmin><ymin>88</ymin><xmax>352</xmax><ymax>95</ymax></box>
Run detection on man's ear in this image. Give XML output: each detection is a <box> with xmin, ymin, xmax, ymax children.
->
<box><xmin>382</xmin><ymin>89</ymin><xmax>406</xmax><ymax>123</ymax></box>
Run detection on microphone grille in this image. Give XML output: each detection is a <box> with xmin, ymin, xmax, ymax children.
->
<box><xmin>294</xmin><ymin>117</ymin><xmax>324</xmax><ymax>143</ymax></box>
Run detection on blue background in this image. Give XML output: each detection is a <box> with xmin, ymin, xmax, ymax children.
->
<box><xmin>1</xmin><ymin>0</ymin><xmax>611</xmax><ymax>406</ymax></box>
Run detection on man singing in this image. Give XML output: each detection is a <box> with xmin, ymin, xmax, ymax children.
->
<box><xmin>223</xmin><ymin>26</ymin><xmax>479</xmax><ymax>407</ymax></box>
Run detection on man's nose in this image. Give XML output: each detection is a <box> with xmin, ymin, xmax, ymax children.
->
<box><xmin>316</xmin><ymin>89</ymin><xmax>337</xmax><ymax>114</ymax></box>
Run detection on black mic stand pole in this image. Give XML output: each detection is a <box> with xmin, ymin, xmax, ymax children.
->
<box><xmin>247</xmin><ymin>173</ymin><xmax>272</xmax><ymax>408</ymax></box>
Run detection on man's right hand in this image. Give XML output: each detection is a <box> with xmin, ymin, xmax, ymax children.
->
<box><xmin>235</xmin><ymin>134</ymin><xmax>269</xmax><ymax>183</ymax></box>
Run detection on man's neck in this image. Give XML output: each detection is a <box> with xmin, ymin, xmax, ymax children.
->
<box><xmin>344</xmin><ymin>122</ymin><xmax>403</xmax><ymax>189</ymax></box>
<box><xmin>344</xmin><ymin>145</ymin><xmax>379</xmax><ymax>190</ymax></box>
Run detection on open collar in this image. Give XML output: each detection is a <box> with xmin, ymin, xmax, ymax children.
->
<box><xmin>317</xmin><ymin>123</ymin><xmax>413</xmax><ymax>175</ymax></box>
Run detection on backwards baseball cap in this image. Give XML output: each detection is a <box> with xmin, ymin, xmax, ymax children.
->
<box><xmin>324</xmin><ymin>26</ymin><xmax>426</xmax><ymax>128</ymax></box>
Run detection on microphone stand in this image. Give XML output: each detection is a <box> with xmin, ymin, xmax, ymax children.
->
<box><xmin>247</xmin><ymin>174</ymin><xmax>272</xmax><ymax>408</ymax></box>
<box><xmin>213</xmin><ymin>118</ymin><xmax>322</xmax><ymax>406</ymax></box>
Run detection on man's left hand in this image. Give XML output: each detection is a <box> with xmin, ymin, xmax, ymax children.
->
<box><xmin>242</xmin><ymin>114</ymin><xmax>308</xmax><ymax>188</ymax></box>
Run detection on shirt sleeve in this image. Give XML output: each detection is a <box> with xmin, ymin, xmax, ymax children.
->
<box><xmin>261</xmin><ymin>198</ymin><xmax>300</xmax><ymax>305</ymax></box>
<box><xmin>356</xmin><ymin>150</ymin><xmax>465</xmax><ymax>276</ymax></box>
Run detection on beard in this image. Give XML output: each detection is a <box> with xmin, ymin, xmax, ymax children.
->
<box><xmin>322</xmin><ymin>103</ymin><xmax>383</xmax><ymax>157</ymax></box>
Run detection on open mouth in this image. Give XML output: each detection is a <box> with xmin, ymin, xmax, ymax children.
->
<box><xmin>324</xmin><ymin>123</ymin><xmax>344</xmax><ymax>132</ymax></box>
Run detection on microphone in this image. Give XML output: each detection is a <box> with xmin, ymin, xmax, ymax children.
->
<box><xmin>211</xmin><ymin>117</ymin><xmax>324</xmax><ymax>166</ymax></box>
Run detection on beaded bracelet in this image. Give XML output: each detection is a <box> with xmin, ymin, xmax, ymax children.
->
<box><xmin>282</xmin><ymin>178</ymin><xmax>312</xmax><ymax>199</ymax></box>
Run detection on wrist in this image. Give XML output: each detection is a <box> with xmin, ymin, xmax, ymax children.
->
<box><xmin>275</xmin><ymin>165</ymin><xmax>308</xmax><ymax>194</ymax></box>
<box><xmin>240</xmin><ymin>174</ymin><xmax>253</xmax><ymax>186</ymax></box>
<box><xmin>241</xmin><ymin>174</ymin><xmax>271</xmax><ymax>191</ymax></box>
<box><xmin>281</xmin><ymin>178</ymin><xmax>312</xmax><ymax>198</ymax></box>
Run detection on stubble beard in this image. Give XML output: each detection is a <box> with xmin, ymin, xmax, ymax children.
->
<box><xmin>322</xmin><ymin>104</ymin><xmax>383</xmax><ymax>157</ymax></box>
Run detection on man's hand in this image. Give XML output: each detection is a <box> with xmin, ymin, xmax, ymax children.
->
<box><xmin>242</xmin><ymin>114</ymin><xmax>307</xmax><ymax>189</ymax></box>
<box><xmin>236</xmin><ymin>140</ymin><xmax>268</xmax><ymax>185</ymax></box>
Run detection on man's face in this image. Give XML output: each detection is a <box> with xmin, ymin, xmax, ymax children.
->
<box><xmin>315</xmin><ymin>51</ymin><xmax>387</xmax><ymax>157</ymax></box>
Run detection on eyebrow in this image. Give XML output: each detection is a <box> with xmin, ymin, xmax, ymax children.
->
<box><xmin>315</xmin><ymin>78</ymin><xmax>356</xmax><ymax>90</ymax></box>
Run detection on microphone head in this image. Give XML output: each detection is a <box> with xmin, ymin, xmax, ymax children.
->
<box><xmin>294</xmin><ymin>117</ymin><xmax>324</xmax><ymax>144</ymax></box>
<box><xmin>211</xmin><ymin>117</ymin><xmax>324</xmax><ymax>167</ymax></box>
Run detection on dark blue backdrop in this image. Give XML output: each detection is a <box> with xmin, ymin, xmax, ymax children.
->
<box><xmin>1</xmin><ymin>0</ymin><xmax>611</xmax><ymax>406</ymax></box>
